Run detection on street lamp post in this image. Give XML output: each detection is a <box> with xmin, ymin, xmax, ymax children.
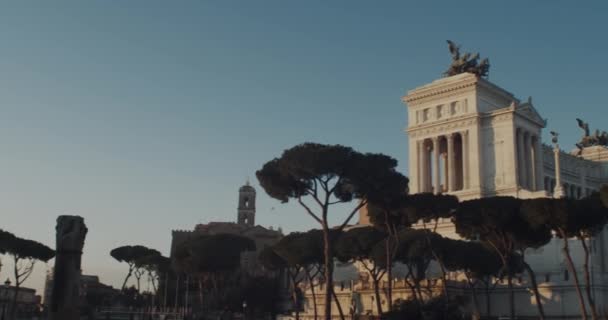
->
<box><xmin>2</xmin><ymin>278</ymin><xmax>11</xmax><ymax>320</ymax></box>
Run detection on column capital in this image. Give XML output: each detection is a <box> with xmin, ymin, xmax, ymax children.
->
<box><xmin>461</xmin><ymin>130</ymin><xmax>469</xmax><ymax>137</ymax></box>
<box><xmin>447</xmin><ymin>133</ymin><xmax>454</xmax><ymax>142</ymax></box>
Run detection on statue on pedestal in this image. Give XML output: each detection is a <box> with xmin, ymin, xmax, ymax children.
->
<box><xmin>50</xmin><ymin>215</ymin><xmax>88</xmax><ymax>320</ymax></box>
<box><xmin>444</xmin><ymin>40</ymin><xmax>490</xmax><ymax>78</ymax></box>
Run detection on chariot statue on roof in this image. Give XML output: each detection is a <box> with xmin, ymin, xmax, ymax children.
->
<box><xmin>444</xmin><ymin>40</ymin><xmax>490</xmax><ymax>78</ymax></box>
<box><xmin>575</xmin><ymin>118</ymin><xmax>608</xmax><ymax>155</ymax></box>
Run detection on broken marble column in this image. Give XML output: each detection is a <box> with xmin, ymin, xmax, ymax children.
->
<box><xmin>50</xmin><ymin>215</ymin><xmax>88</xmax><ymax>320</ymax></box>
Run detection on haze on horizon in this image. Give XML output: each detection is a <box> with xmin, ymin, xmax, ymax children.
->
<box><xmin>1</xmin><ymin>1</ymin><xmax>607</xmax><ymax>293</ymax></box>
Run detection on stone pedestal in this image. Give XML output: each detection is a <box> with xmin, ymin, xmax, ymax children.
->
<box><xmin>50</xmin><ymin>215</ymin><xmax>88</xmax><ymax>320</ymax></box>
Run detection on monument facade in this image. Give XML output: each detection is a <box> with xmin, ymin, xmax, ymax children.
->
<box><xmin>298</xmin><ymin>43</ymin><xmax>608</xmax><ymax>319</ymax></box>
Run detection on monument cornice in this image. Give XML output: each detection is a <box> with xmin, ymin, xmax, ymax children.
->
<box><xmin>403</xmin><ymin>74</ymin><xmax>478</xmax><ymax>106</ymax></box>
<box><xmin>403</xmin><ymin>73</ymin><xmax>515</xmax><ymax>107</ymax></box>
<box><xmin>482</xmin><ymin>108</ymin><xmax>515</xmax><ymax>125</ymax></box>
<box><xmin>406</xmin><ymin>114</ymin><xmax>479</xmax><ymax>138</ymax></box>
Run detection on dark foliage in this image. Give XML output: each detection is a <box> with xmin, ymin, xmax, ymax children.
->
<box><xmin>383</xmin><ymin>296</ymin><xmax>470</xmax><ymax>320</ymax></box>
<box><xmin>0</xmin><ymin>229</ymin><xmax>16</xmax><ymax>254</ymax></box>
<box><xmin>174</xmin><ymin>233</ymin><xmax>256</xmax><ymax>274</ymax></box>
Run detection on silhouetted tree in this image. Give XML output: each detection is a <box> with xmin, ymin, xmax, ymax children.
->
<box><xmin>335</xmin><ymin>226</ymin><xmax>387</xmax><ymax>314</ymax></box>
<box><xmin>453</xmin><ymin>197</ymin><xmax>544</xmax><ymax>320</ymax></box>
<box><xmin>0</xmin><ymin>229</ymin><xmax>16</xmax><ymax>275</ymax></box>
<box><xmin>393</xmin><ymin>229</ymin><xmax>437</xmax><ymax>304</ymax></box>
<box><xmin>435</xmin><ymin>237</ymin><xmax>501</xmax><ymax>317</ymax></box>
<box><xmin>137</xmin><ymin>253</ymin><xmax>170</xmax><ymax>305</ymax></box>
<box><xmin>363</xmin><ymin>172</ymin><xmax>410</xmax><ymax>310</ymax></box>
<box><xmin>256</xmin><ymin>142</ymin><xmax>403</xmax><ymax>320</ymax></box>
<box><xmin>403</xmin><ymin>193</ymin><xmax>459</xmax><ymax>232</ymax></box>
<box><xmin>242</xmin><ymin>276</ymin><xmax>281</xmax><ymax>317</ymax></box>
<box><xmin>523</xmin><ymin>196</ymin><xmax>608</xmax><ymax>320</ymax></box>
<box><xmin>174</xmin><ymin>233</ymin><xmax>256</xmax><ymax>310</ymax></box>
<box><xmin>3</xmin><ymin>236</ymin><xmax>54</xmax><ymax>319</ymax></box>
<box><xmin>110</xmin><ymin>245</ymin><xmax>156</xmax><ymax>291</ymax></box>
<box><xmin>367</xmin><ymin>193</ymin><xmax>458</xmax><ymax>311</ymax></box>
<box><xmin>402</xmin><ymin>193</ymin><xmax>459</xmax><ymax>306</ymax></box>
<box><xmin>132</xmin><ymin>248</ymin><xmax>161</xmax><ymax>293</ymax></box>
<box><xmin>384</xmin><ymin>295</ymin><xmax>469</xmax><ymax>320</ymax></box>
<box><xmin>258</xmin><ymin>247</ymin><xmax>292</xmax><ymax>319</ymax></box>
<box><xmin>258</xmin><ymin>246</ymin><xmax>287</xmax><ymax>271</ymax></box>
<box><xmin>272</xmin><ymin>230</ymin><xmax>328</xmax><ymax>320</ymax></box>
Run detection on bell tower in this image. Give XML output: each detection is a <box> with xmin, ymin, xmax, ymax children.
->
<box><xmin>237</xmin><ymin>181</ymin><xmax>256</xmax><ymax>227</ymax></box>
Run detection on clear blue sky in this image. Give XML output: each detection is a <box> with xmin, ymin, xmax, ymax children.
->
<box><xmin>1</xmin><ymin>1</ymin><xmax>607</xmax><ymax>293</ymax></box>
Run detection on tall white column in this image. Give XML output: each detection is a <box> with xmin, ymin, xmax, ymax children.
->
<box><xmin>553</xmin><ymin>144</ymin><xmax>565</xmax><ymax>198</ymax></box>
<box><xmin>462</xmin><ymin>131</ymin><xmax>469</xmax><ymax>190</ymax></box>
<box><xmin>421</xmin><ymin>142</ymin><xmax>428</xmax><ymax>192</ymax></box>
<box><xmin>517</xmin><ymin>129</ymin><xmax>525</xmax><ymax>187</ymax></box>
<box><xmin>523</xmin><ymin>133</ymin><xmax>532</xmax><ymax>190</ymax></box>
<box><xmin>433</xmin><ymin>136</ymin><xmax>440</xmax><ymax>194</ymax></box>
<box><xmin>530</xmin><ymin>136</ymin><xmax>537</xmax><ymax>191</ymax></box>
<box><xmin>447</xmin><ymin>134</ymin><xmax>455</xmax><ymax>192</ymax></box>
<box><xmin>442</xmin><ymin>153</ymin><xmax>448</xmax><ymax>193</ymax></box>
<box><xmin>416</xmin><ymin>140</ymin><xmax>423</xmax><ymax>193</ymax></box>
<box><xmin>535</xmin><ymin>137</ymin><xmax>544</xmax><ymax>192</ymax></box>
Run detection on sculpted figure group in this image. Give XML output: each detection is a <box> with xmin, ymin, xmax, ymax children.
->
<box><xmin>444</xmin><ymin>40</ymin><xmax>490</xmax><ymax>78</ymax></box>
<box><xmin>576</xmin><ymin>118</ymin><xmax>608</xmax><ymax>154</ymax></box>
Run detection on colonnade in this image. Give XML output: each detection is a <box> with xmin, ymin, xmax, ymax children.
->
<box><xmin>543</xmin><ymin>177</ymin><xmax>590</xmax><ymax>199</ymax></box>
<box><xmin>516</xmin><ymin>128</ymin><xmax>541</xmax><ymax>191</ymax></box>
<box><xmin>417</xmin><ymin>131</ymin><xmax>468</xmax><ymax>194</ymax></box>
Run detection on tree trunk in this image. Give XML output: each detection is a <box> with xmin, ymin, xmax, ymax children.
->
<box><xmin>414</xmin><ymin>275</ymin><xmax>424</xmax><ymax>302</ymax></box>
<box><xmin>122</xmin><ymin>267</ymin><xmax>134</xmax><ymax>291</ymax></box>
<box><xmin>150</xmin><ymin>272</ymin><xmax>158</xmax><ymax>293</ymax></box>
<box><xmin>405</xmin><ymin>278</ymin><xmax>419</xmax><ymax>304</ymax></box>
<box><xmin>184</xmin><ymin>276</ymin><xmax>190</xmax><ymax>312</ymax></box>
<box><xmin>372</xmin><ymin>277</ymin><xmax>383</xmax><ymax>315</ymax></box>
<box><xmin>465</xmin><ymin>274</ymin><xmax>480</xmax><ymax>320</ymax></box>
<box><xmin>490</xmin><ymin>246</ymin><xmax>513</xmax><ymax>320</ymax></box>
<box><xmin>290</xmin><ymin>272</ymin><xmax>300</xmax><ymax>320</ymax></box>
<box><xmin>163</xmin><ymin>273</ymin><xmax>168</xmax><ymax>310</ymax></box>
<box><xmin>10</xmin><ymin>258</ymin><xmax>21</xmax><ymax>320</ymax></box>
<box><xmin>322</xmin><ymin>224</ymin><xmax>333</xmax><ymax>320</ymax></box>
<box><xmin>404</xmin><ymin>268</ymin><xmax>420</xmax><ymax>306</ymax></box>
<box><xmin>426</xmin><ymin>233</ymin><xmax>449</xmax><ymax>309</ymax></box>
<box><xmin>580</xmin><ymin>238</ymin><xmax>598</xmax><ymax>320</ymax></box>
<box><xmin>198</xmin><ymin>278</ymin><xmax>204</xmax><ymax>310</ymax></box>
<box><xmin>384</xmin><ymin>216</ymin><xmax>395</xmax><ymax>312</ymax></box>
<box><xmin>507</xmin><ymin>275</ymin><xmax>515</xmax><ymax>320</ymax></box>
<box><xmin>438</xmin><ymin>260</ymin><xmax>449</xmax><ymax>308</ymax></box>
<box><xmin>560</xmin><ymin>232</ymin><xmax>588</xmax><ymax>320</ymax></box>
<box><xmin>136</xmin><ymin>272</ymin><xmax>142</xmax><ymax>293</ymax></box>
<box><xmin>331</xmin><ymin>286</ymin><xmax>345</xmax><ymax>320</ymax></box>
<box><xmin>306</xmin><ymin>269</ymin><xmax>318</xmax><ymax>320</ymax></box>
<box><xmin>484</xmin><ymin>281</ymin><xmax>491</xmax><ymax>316</ymax></box>
<box><xmin>522</xmin><ymin>261</ymin><xmax>545</xmax><ymax>320</ymax></box>
<box><xmin>385</xmin><ymin>237</ymin><xmax>393</xmax><ymax>312</ymax></box>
